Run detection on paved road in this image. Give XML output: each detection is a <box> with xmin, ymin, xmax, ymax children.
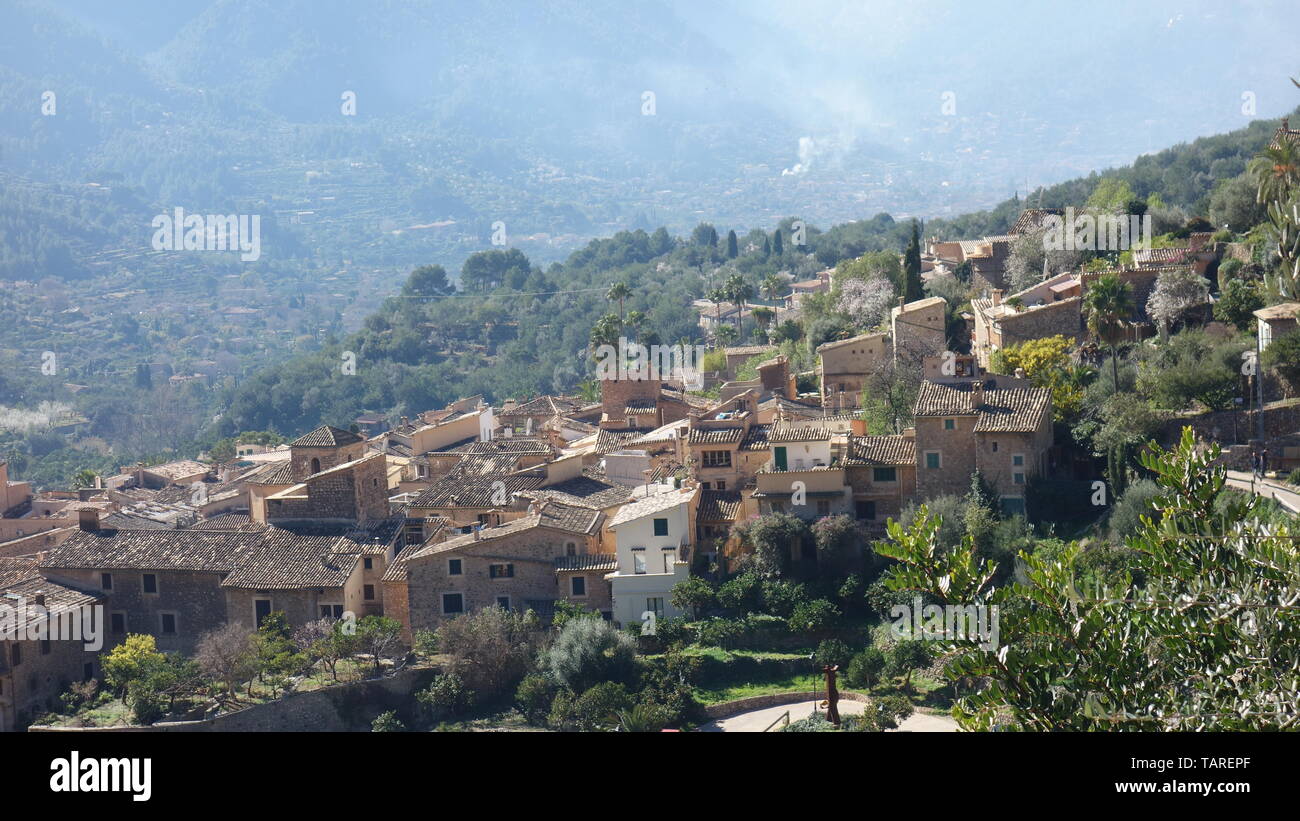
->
<box><xmin>699</xmin><ymin>700</ymin><xmax>959</xmax><ymax>732</ymax></box>
<box><xmin>1225</xmin><ymin>470</ymin><xmax>1300</xmax><ymax>514</ymax></box>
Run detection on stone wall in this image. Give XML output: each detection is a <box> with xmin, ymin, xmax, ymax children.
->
<box><xmin>29</xmin><ymin>664</ymin><xmax>442</xmax><ymax>733</ymax></box>
<box><xmin>703</xmin><ymin>689</ymin><xmax>870</xmax><ymax>720</ymax></box>
<box><xmin>42</xmin><ymin>568</ymin><xmax>228</xmax><ymax>655</ymax></box>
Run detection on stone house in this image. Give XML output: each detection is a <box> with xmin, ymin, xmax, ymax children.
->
<box><xmin>912</xmin><ymin>379</ymin><xmax>1053</xmax><ymax>514</ymax></box>
<box><xmin>0</xmin><ymin>556</ymin><xmax>104</xmax><ymax>732</ymax></box>
<box><xmin>752</xmin><ymin>423</ymin><xmax>852</xmax><ymax>520</ymax></box>
<box><xmin>817</xmin><ymin>331</ymin><xmax>890</xmax><ymax>410</ymax></box>
<box><xmin>891</xmin><ymin>296</ymin><xmax>948</xmax><ymax>362</ymax></box>
<box><xmin>397</xmin><ymin>501</ymin><xmax>610</xmax><ymax>631</ymax></box>
<box><xmin>971</xmin><ymin>273</ymin><xmax>1084</xmax><ymax>368</ymax></box>
<box><xmin>842</xmin><ymin>432</ymin><xmax>917</xmax><ymax>531</ymax></box>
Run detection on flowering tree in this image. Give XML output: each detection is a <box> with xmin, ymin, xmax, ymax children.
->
<box><xmin>836</xmin><ymin>276</ymin><xmax>895</xmax><ymax>331</ymax></box>
<box><xmin>1146</xmin><ymin>267</ymin><xmax>1210</xmax><ymax>336</ymax></box>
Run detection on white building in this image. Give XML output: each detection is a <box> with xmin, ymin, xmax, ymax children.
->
<box><xmin>605</xmin><ymin>484</ymin><xmax>697</xmax><ymax>628</ymax></box>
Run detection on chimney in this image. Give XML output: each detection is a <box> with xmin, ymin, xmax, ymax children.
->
<box><xmin>991</xmin><ymin>289</ymin><xmax>1004</xmax><ymax>307</ymax></box>
<box><xmin>78</xmin><ymin>507</ymin><xmax>100</xmax><ymax>532</ymax></box>
<box><xmin>850</xmin><ymin>418</ymin><xmax>866</xmax><ymax>436</ymax></box>
<box><xmin>971</xmin><ymin>380</ymin><xmax>985</xmax><ymax>408</ymax></box>
<box><xmin>1014</xmin><ymin>367</ymin><xmax>1026</xmax><ymax>380</ymax></box>
<box><xmin>33</xmin><ymin>591</ymin><xmax>45</xmax><ymax>607</ymax></box>
<box><xmin>898</xmin><ymin>296</ymin><xmax>907</xmax><ymax>309</ymax></box>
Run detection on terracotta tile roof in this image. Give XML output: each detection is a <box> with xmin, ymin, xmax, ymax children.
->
<box><xmin>687</xmin><ymin>426</ymin><xmax>745</xmax><ymax>445</ymax></box>
<box><xmin>1133</xmin><ymin>247</ymin><xmax>1189</xmax><ymax>266</ymax></box>
<box><xmin>844</xmin><ymin>435</ymin><xmax>915</xmax><ymax>466</ymax></box>
<box><xmin>245</xmin><ymin>460</ymin><xmax>295</xmax><ymax>485</ymax></box>
<box><xmin>739</xmin><ymin>423</ymin><xmax>771</xmax><ymax>451</ymax></box>
<box><xmin>519</xmin><ymin>476</ymin><xmax>633</xmax><ymax>510</ymax></box>
<box><xmin>409</xmin><ymin>471</ymin><xmax>546</xmax><ymax>508</ymax></box>
<box><xmin>913</xmin><ymin>381</ymin><xmax>1050</xmax><ymax>433</ymax></box>
<box><xmin>554</xmin><ymin>554</ymin><xmax>618</xmax><ymax>572</ymax></box>
<box><xmin>189</xmin><ymin>513</ymin><xmax>260</xmax><ymax>531</ymax></box>
<box><xmin>647</xmin><ymin>460</ymin><xmax>684</xmax><ymax>483</ymax></box>
<box><xmin>724</xmin><ymin>345</ymin><xmax>777</xmax><ymax>357</ymax></box>
<box><xmin>291</xmin><ymin>425</ymin><xmax>364</xmax><ymax>448</ymax></box>
<box><xmin>406</xmin><ymin>502</ymin><xmax>601</xmax><ymax>560</ymax></box>
<box><xmin>595</xmin><ymin>428</ymin><xmax>654</xmax><ymax>455</ymax></box>
<box><xmin>769</xmin><ymin>423</ymin><xmax>835</xmax><ymax>443</ymax></box>
<box><xmin>697</xmin><ymin>489</ymin><xmax>742</xmax><ymax>521</ymax></box>
<box><xmin>0</xmin><ymin>557</ymin><xmax>103</xmax><ymax>634</ymax></box>
<box><xmin>464</xmin><ymin>438</ymin><xmax>551</xmax><ymax>455</ymax></box>
<box><xmin>41</xmin><ymin>518</ymin><xmax>404</xmax><ymax>591</ymax></box>
<box><xmin>499</xmin><ymin>396</ymin><xmax>583</xmax><ymax>418</ymax></box>
<box><xmin>1011</xmin><ymin>208</ymin><xmax>1063</xmax><ymax>235</ymax></box>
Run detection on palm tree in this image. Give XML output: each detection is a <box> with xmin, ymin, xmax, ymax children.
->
<box><xmin>588</xmin><ymin>312</ymin><xmax>622</xmax><ymax>355</ymax></box>
<box><xmin>606</xmin><ymin>282</ymin><xmax>632</xmax><ymax>319</ymax></box>
<box><xmin>1082</xmin><ymin>272</ymin><xmax>1134</xmax><ymax>393</ymax></box>
<box><xmin>1249</xmin><ymin>138</ymin><xmax>1300</xmax><ymax>208</ymax></box>
<box><xmin>707</xmin><ymin>286</ymin><xmax>728</xmax><ymax>332</ymax></box>
<box><xmin>760</xmin><ymin>274</ymin><xmax>785</xmax><ymax>304</ymax></box>
<box><xmin>724</xmin><ymin>273</ymin><xmax>753</xmax><ymax>338</ymax></box>
<box><xmin>625</xmin><ymin>310</ymin><xmax>647</xmax><ymax>340</ymax></box>
<box><xmin>714</xmin><ymin>323</ymin><xmax>739</xmax><ymax>347</ymax></box>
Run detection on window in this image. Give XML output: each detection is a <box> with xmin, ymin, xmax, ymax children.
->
<box><xmin>856</xmin><ymin>500</ymin><xmax>877</xmax><ymax>520</ymax></box>
<box><xmin>448</xmin><ymin>558</ymin><xmax>463</xmax><ymax>576</ymax></box>
<box><xmin>101</xmin><ymin>572</ymin><xmax>113</xmax><ymax>591</ymax></box>
<box><xmin>442</xmin><ymin>593</ymin><xmax>464</xmax><ymax>615</ymax></box>
<box><xmin>991</xmin><ymin>441</ymin><xmax>999</xmax><ymax>452</ymax></box>
<box><xmin>652</xmin><ymin>518</ymin><xmax>669</xmax><ymax>537</ymax></box>
<box><xmin>363</xmin><ymin>557</ymin><xmax>373</xmax><ymax>570</ymax></box>
<box><xmin>160</xmin><ymin>613</ymin><xmax>177</xmax><ymax>635</ymax></box>
<box><xmin>944</xmin><ymin>418</ymin><xmax>956</xmax><ymax>430</ymax></box>
<box><xmin>571</xmin><ymin>576</ymin><xmax>586</xmax><ymax>597</ymax></box>
<box><xmin>496</xmin><ymin>596</ymin><xmax>511</xmax><ymax>610</ymax></box>
<box><xmin>1012</xmin><ymin>453</ymin><xmax>1025</xmax><ymax>466</ymax></box>
<box><xmin>715</xmin><ymin>480</ymin><xmax>726</xmax><ymax>491</ymax></box>
<box><xmin>320</xmin><ymin>604</ymin><xmax>344</xmax><ymax>619</ymax></box>
<box><xmin>310</xmin><ymin>457</ymin><xmax>321</xmax><ymax>474</ymax></box>
<box><xmin>566</xmin><ymin>542</ymin><xmax>577</xmax><ymax>556</ymax></box>
<box><xmin>142</xmin><ymin>573</ymin><xmax>158</xmax><ymax>594</ymax></box>
<box><xmin>111</xmin><ymin>612</ymin><xmax>126</xmax><ymax>633</ymax></box>
<box><xmin>364</xmin><ymin>584</ymin><xmax>375</xmax><ymax>600</ymax></box>
<box><xmin>489</xmin><ymin>563</ymin><xmax>514</xmax><ymax>579</ymax></box>
<box><xmin>633</xmin><ymin>552</ymin><xmax>646</xmax><ymax>574</ymax></box>
<box><xmin>646</xmin><ymin>597</ymin><xmax>664</xmax><ymax>619</ymax></box>
<box><xmin>816</xmin><ymin>499</ymin><xmax>831</xmax><ymax>516</ymax></box>
<box><xmin>254</xmin><ymin>599</ymin><xmax>273</xmax><ymax>627</ymax></box>
<box><xmin>662</xmin><ymin>549</ymin><xmax>675</xmax><ymax>573</ymax></box>
<box><xmin>1014</xmin><ymin>472</ymin><xmax>1026</xmax><ymax>485</ymax></box>
<box><xmin>925</xmin><ymin>451</ymin><xmax>941</xmax><ymax>469</ymax></box>
<box><xmin>872</xmin><ymin>467</ymin><xmax>897</xmax><ymax>483</ymax></box>
<box><xmin>702</xmin><ymin>450</ymin><xmax>732</xmax><ymax>468</ymax></box>
<box><xmin>10</xmin><ymin>644</ymin><xmax>20</xmax><ymax>667</ymax></box>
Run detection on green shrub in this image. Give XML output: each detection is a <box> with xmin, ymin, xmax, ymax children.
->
<box><xmin>371</xmin><ymin>711</ymin><xmax>406</xmax><ymax>732</ymax></box>
<box><xmin>845</xmin><ymin>647</ymin><xmax>887</xmax><ymax>689</ymax></box>
<box><xmin>542</xmin><ymin>617</ymin><xmax>638</xmax><ymax>692</ymax></box>
<box><xmin>789</xmin><ymin>598</ymin><xmax>840</xmax><ymax>634</ymax></box>
<box><xmin>780</xmin><ymin>713</ymin><xmax>837</xmax><ymax>732</ymax></box>
<box><xmin>695</xmin><ymin>617</ymin><xmax>746</xmax><ymax>650</ymax></box>
<box><xmin>416</xmin><ymin>672</ymin><xmax>473</xmax><ymax>722</ymax></box>
<box><xmin>814</xmin><ymin>639</ymin><xmax>853</xmax><ymax>669</ymax></box>
<box><xmin>514</xmin><ymin>674</ymin><xmax>556</xmax><ymax>726</ymax></box>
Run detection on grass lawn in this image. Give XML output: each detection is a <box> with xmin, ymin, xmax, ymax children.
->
<box><xmin>693</xmin><ymin>672</ymin><xmax>824</xmax><ymax>705</ymax></box>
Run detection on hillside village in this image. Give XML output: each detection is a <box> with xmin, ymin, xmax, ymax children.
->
<box><xmin>3</xmin><ymin>122</ymin><xmax>1300</xmax><ymax>734</ymax></box>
